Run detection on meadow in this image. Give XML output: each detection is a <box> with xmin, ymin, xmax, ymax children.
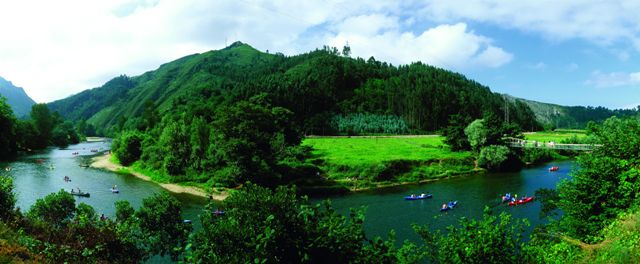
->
<box><xmin>302</xmin><ymin>136</ymin><xmax>476</xmax><ymax>189</ymax></box>
<box><xmin>523</xmin><ymin>130</ymin><xmax>587</xmax><ymax>142</ymax></box>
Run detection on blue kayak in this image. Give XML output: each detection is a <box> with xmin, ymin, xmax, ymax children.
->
<box><xmin>440</xmin><ymin>201</ymin><xmax>458</xmax><ymax>212</ymax></box>
<box><xmin>404</xmin><ymin>194</ymin><xmax>433</xmax><ymax>200</ymax></box>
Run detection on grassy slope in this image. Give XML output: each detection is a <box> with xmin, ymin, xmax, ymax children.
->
<box><xmin>51</xmin><ymin>42</ymin><xmax>274</xmax><ymax>130</ymax></box>
<box><xmin>585</xmin><ymin>208</ymin><xmax>640</xmax><ymax>263</ymax></box>
<box><xmin>546</xmin><ymin>207</ymin><xmax>640</xmax><ymax>263</ymax></box>
<box><xmin>302</xmin><ymin>136</ymin><xmax>476</xmax><ymax>189</ymax></box>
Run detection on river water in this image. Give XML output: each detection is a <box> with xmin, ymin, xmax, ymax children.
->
<box><xmin>312</xmin><ymin>159</ymin><xmax>574</xmax><ymax>244</ymax></box>
<box><xmin>0</xmin><ymin>140</ymin><xmax>208</xmax><ymax>229</ymax></box>
<box><xmin>1</xmin><ymin>140</ymin><xmax>574</xmax><ymax>247</ymax></box>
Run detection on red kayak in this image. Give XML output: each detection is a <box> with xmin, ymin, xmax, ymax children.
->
<box><xmin>549</xmin><ymin>166</ymin><xmax>559</xmax><ymax>172</ymax></box>
<box><xmin>508</xmin><ymin>196</ymin><xmax>534</xmax><ymax>206</ymax></box>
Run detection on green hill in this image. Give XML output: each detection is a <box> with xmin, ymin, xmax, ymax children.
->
<box><xmin>507</xmin><ymin>95</ymin><xmax>638</xmax><ymax>129</ymax></box>
<box><xmin>48</xmin><ymin>42</ymin><xmax>543</xmax><ymax>136</ymax></box>
<box><xmin>0</xmin><ymin>76</ymin><xmax>36</xmax><ymax>118</ymax></box>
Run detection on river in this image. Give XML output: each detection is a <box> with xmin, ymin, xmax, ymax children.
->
<box><xmin>0</xmin><ymin>140</ymin><xmax>208</xmax><ymax>230</ymax></box>
<box><xmin>312</xmin><ymin>159</ymin><xmax>574</xmax><ymax>244</ymax></box>
<box><xmin>1</xmin><ymin>140</ymin><xmax>574</xmax><ymax>249</ymax></box>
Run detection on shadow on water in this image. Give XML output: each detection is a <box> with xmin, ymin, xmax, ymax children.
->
<box><xmin>310</xmin><ymin>160</ymin><xmax>575</xmax><ymax>245</ymax></box>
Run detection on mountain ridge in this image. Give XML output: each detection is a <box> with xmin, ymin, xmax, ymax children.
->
<box><xmin>48</xmin><ymin>42</ymin><xmax>630</xmax><ymax>134</ymax></box>
<box><xmin>0</xmin><ymin>76</ymin><xmax>36</xmax><ymax>117</ymax></box>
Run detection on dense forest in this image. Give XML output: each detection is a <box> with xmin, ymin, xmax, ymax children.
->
<box><xmin>49</xmin><ymin>42</ymin><xmax>542</xmax><ymax>136</ymax></box>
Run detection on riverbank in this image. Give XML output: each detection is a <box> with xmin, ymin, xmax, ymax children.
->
<box><xmin>91</xmin><ymin>153</ymin><xmax>228</xmax><ymax>200</ymax></box>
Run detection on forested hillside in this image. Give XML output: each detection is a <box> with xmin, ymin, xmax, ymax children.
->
<box><xmin>510</xmin><ymin>95</ymin><xmax>639</xmax><ymax>129</ymax></box>
<box><xmin>0</xmin><ymin>76</ymin><xmax>35</xmax><ymax>118</ymax></box>
<box><xmin>49</xmin><ymin>42</ymin><xmax>541</xmax><ymax>136</ymax></box>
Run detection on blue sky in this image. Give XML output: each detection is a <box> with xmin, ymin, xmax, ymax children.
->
<box><xmin>0</xmin><ymin>0</ymin><xmax>639</xmax><ymax>108</ymax></box>
<box><xmin>464</xmin><ymin>22</ymin><xmax>640</xmax><ymax>108</ymax></box>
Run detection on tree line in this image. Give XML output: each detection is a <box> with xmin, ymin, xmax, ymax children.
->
<box><xmin>0</xmin><ymin>97</ymin><xmax>81</xmax><ymax>161</ymax></box>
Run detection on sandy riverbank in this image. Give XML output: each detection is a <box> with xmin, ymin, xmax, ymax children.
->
<box><xmin>91</xmin><ymin>153</ymin><xmax>228</xmax><ymax>201</ymax></box>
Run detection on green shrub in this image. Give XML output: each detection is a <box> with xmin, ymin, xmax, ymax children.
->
<box><xmin>0</xmin><ymin>177</ymin><xmax>16</xmax><ymax>221</ymax></box>
<box><xmin>477</xmin><ymin>145</ymin><xmax>510</xmax><ymax>171</ymax></box>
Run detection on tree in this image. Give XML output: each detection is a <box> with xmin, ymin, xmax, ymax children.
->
<box><xmin>135</xmin><ymin>192</ymin><xmax>190</xmax><ymax>260</ymax></box>
<box><xmin>558</xmin><ymin>117</ymin><xmax>640</xmax><ymax>242</ymax></box>
<box><xmin>138</xmin><ymin>100</ymin><xmax>160</xmax><ymax>131</ymax></box>
<box><xmin>27</xmin><ymin>190</ymin><xmax>76</xmax><ymax>226</ymax></box>
<box><xmin>0</xmin><ymin>97</ymin><xmax>17</xmax><ymax>159</ymax></box>
<box><xmin>342</xmin><ymin>43</ymin><xmax>352</xmax><ymax>57</ymax></box>
<box><xmin>477</xmin><ymin>145</ymin><xmax>511</xmax><ymax>171</ymax></box>
<box><xmin>113</xmin><ymin>131</ymin><xmax>145</xmax><ymax>166</ymax></box>
<box><xmin>158</xmin><ymin>120</ymin><xmax>190</xmax><ymax>175</ymax></box>
<box><xmin>188</xmin><ymin>183</ymin><xmax>397</xmax><ymax>263</ymax></box>
<box><xmin>209</xmin><ymin>94</ymin><xmax>302</xmax><ymax>186</ymax></box>
<box><xmin>442</xmin><ymin>114</ymin><xmax>472</xmax><ymax>151</ymax></box>
<box><xmin>30</xmin><ymin>103</ymin><xmax>55</xmax><ymax>149</ymax></box>
<box><xmin>464</xmin><ymin>119</ymin><xmax>488</xmax><ymax>152</ymax></box>
<box><xmin>0</xmin><ymin>177</ymin><xmax>16</xmax><ymax>221</ymax></box>
<box><xmin>114</xmin><ymin>200</ymin><xmax>135</xmax><ymax>222</ymax></box>
<box><xmin>409</xmin><ymin>207</ymin><xmax>528</xmax><ymax>263</ymax></box>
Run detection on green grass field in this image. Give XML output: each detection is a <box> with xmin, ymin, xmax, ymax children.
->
<box><xmin>303</xmin><ymin>136</ymin><xmax>471</xmax><ymax>166</ymax></box>
<box><xmin>302</xmin><ymin>136</ymin><xmax>475</xmax><ymax>188</ymax></box>
<box><xmin>524</xmin><ymin>130</ymin><xmax>586</xmax><ymax>142</ymax></box>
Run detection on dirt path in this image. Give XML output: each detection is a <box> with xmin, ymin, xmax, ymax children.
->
<box><xmin>91</xmin><ymin>154</ymin><xmax>228</xmax><ymax>201</ymax></box>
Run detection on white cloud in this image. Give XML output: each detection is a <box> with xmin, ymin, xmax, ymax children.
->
<box><xmin>328</xmin><ymin>22</ymin><xmax>512</xmax><ymax>69</ymax></box>
<box><xmin>0</xmin><ymin>0</ymin><xmax>544</xmax><ymax>103</ymax></box>
<box><xmin>420</xmin><ymin>1</ymin><xmax>640</xmax><ymax>48</ymax></box>
<box><xmin>586</xmin><ymin>71</ymin><xmax>640</xmax><ymax>88</ymax></box>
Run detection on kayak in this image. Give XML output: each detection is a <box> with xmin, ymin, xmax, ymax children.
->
<box><xmin>404</xmin><ymin>194</ymin><xmax>433</xmax><ymax>200</ymax></box>
<box><xmin>501</xmin><ymin>193</ymin><xmax>512</xmax><ymax>203</ymax></box>
<box><xmin>508</xmin><ymin>196</ymin><xmax>534</xmax><ymax>206</ymax></box>
<box><xmin>70</xmin><ymin>191</ymin><xmax>90</xmax><ymax>197</ymax></box>
<box><xmin>440</xmin><ymin>201</ymin><xmax>458</xmax><ymax>212</ymax></box>
<box><xmin>549</xmin><ymin>166</ymin><xmax>559</xmax><ymax>172</ymax></box>
<box><xmin>111</xmin><ymin>188</ymin><xmax>119</xmax><ymax>193</ymax></box>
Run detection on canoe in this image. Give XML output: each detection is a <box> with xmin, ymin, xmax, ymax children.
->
<box><xmin>440</xmin><ymin>201</ymin><xmax>458</xmax><ymax>212</ymax></box>
<box><xmin>70</xmin><ymin>191</ymin><xmax>90</xmax><ymax>197</ymax></box>
<box><xmin>508</xmin><ymin>197</ymin><xmax>534</xmax><ymax>206</ymax></box>
<box><xmin>549</xmin><ymin>166</ymin><xmax>559</xmax><ymax>172</ymax></box>
<box><xmin>404</xmin><ymin>194</ymin><xmax>433</xmax><ymax>200</ymax></box>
